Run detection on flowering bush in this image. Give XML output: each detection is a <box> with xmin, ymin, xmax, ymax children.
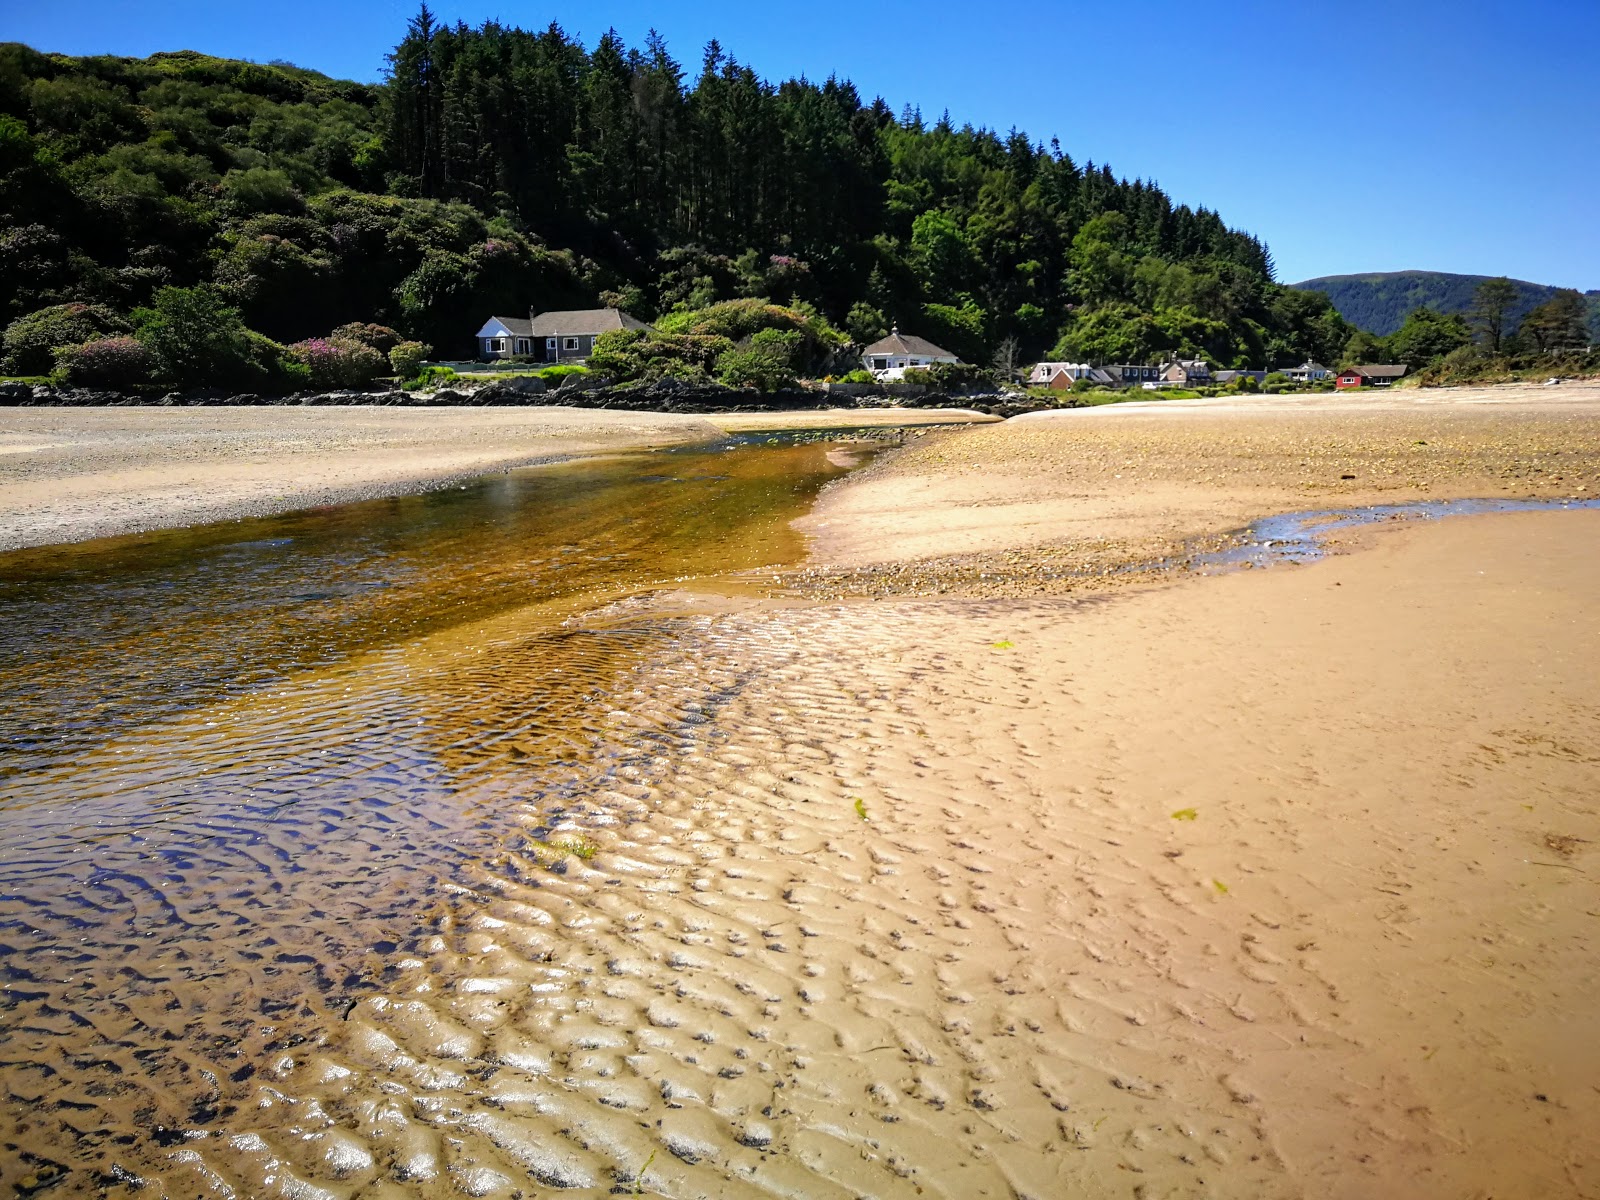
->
<box><xmin>388</xmin><ymin>340</ymin><xmax>430</xmax><ymax>380</ymax></box>
<box><xmin>287</xmin><ymin>337</ymin><xmax>386</xmax><ymax>390</ymax></box>
<box><xmin>4</xmin><ymin>303</ymin><xmax>129</xmax><ymax>375</ymax></box>
<box><xmin>330</xmin><ymin>322</ymin><xmax>402</xmax><ymax>354</ymax></box>
<box><xmin>51</xmin><ymin>337</ymin><xmax>154</xmax><ymax>389</ymax></box>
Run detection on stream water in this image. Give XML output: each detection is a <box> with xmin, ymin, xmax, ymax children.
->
<box><xmin>0</xmin><ymin>435</ymin><xmax>860</xmax><ymax>1195</ymax></box>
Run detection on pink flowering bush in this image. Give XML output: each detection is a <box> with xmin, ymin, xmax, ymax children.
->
<box><xmin>51</xmin><ymin>337</ymin><xmax>154</xmax><ymax>389</ymax></box>
<box><xmin>287</xmin><ymin>336</ymin><xmax>386</xmax><ymax>390</ymax></box>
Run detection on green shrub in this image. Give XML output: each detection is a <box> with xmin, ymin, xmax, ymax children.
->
<box><xmin>4</xmin><ymin>303</ymin><xmax>129</xmax><ymax>375</ymax></box>
<box><xmin>902</xmin><ymin>361</ymin><xmax>995</xmax><ymax>390</ymax></box>
<box><xmin>387</xmin><ymin>340</ymin><xmax>429</xmax><ymax>378</ymax></box>
<box><xmin>407</xmin><ymin>365</ymin><xmax>458</xmax><ymax>389</ymax></box>
<box><xmin>332</xmin><ymin>322</ymin><xmax>403</xmax><ymax>354</ymax></box>
<box><xmin>537</xmin><ymin>363</ymin><xmax>588</xmax><ymax>380</ymax></box>
<box><xmin>716</xmin><ymin>327</ymin><xmax>801</xmax><ymax>391</ymax></box>
<box><xmin>132</xmin><ymin>286</ymin><xmax>263</xmax><ymax>388</ymax></box>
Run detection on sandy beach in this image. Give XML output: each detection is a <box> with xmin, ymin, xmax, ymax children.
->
<box><xmin>0</xmin><ymin>405</ymin><xmax>1000</xmax><ymax>553</ymax></box>
<box><xmin>796</xmin><ymin>381</ymin><xmax>1600</xmax><ymax>597</ymax></box>
<box><xmin>0</xmin><ymin>385</ymin><xmax>1595</xmax><ymax>1198</ymax></box>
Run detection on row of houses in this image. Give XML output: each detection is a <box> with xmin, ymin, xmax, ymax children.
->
<box><xmin>474</xmin><ymin>311</ymin><xmax>1411</xmax><ymax>390</ymax></box>
<box><xmin>1026</xmin><ymin>359</ymin><xmax>1408</xmax><ymax>390</ymax></box>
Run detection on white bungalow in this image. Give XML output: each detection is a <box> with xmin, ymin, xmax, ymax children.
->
<box><xmin>862</xmin><ymin>326</ymin><xmax>961</xmax><ymax>378</ymax></box>
<box><xmin>476</xmin><ymin>307</ymin><xmax>650</xmax><ymax>362</ymax></box>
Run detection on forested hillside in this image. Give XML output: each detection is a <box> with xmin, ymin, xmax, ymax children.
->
<box><xmin>1294</xmin><ymin>271</ymin><xmax>1600</xmax><ymax>340</ymax></box>
<box><xmin>1</xmin><ymin>9</ymin><xmax>1356</xmax><ymax>385</ymax></box>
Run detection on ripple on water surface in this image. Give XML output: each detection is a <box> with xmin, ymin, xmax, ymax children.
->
<box><xmin>0</xmin><ymin>437</ymin><xmax>860</xmax><ymax>1196</ymax></box>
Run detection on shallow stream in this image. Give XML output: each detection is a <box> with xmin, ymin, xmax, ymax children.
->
<box><xmin>0</xmin><ymin>435</ymin><xmax>860</xmax><ymax>1194</ymax></box>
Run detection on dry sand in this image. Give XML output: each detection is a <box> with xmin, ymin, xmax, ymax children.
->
<box><xmin>796</xmin><ymin>381</ymin><xmax>1600</xmax><ymax>597</ymax></box>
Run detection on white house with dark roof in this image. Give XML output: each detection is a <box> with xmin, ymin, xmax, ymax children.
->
<box><xmin>1281</xmin><ymin>360</ymin><xmax>1332</xmax><ymax>383</ymax></box>
<box><xmin>862</xmin><ymin>326</ymin><xmax>960</xmax><ymax>378</ymax></box>
<box><xmin>476</xmin><ymin>307</ymin><xmax>650</xmax><ymax>362</ymax></box>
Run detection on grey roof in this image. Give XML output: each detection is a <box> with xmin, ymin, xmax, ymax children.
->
<box><xmin>527</xmin><ymin>308</ymin><xmax>650</xmax><ymax>337</ymax></box>
<box><xmin>482</xmin><ymin>315</ymin><xmax>534</xmax><ymax>336</ymax></box>
<box><xmin>1353</xmin><ymin>364</ymin><xmax>1408</xmax><ymax>378</ymax></box>
<box><xmin>863</xmin><ymin>328</ymin><xmax>958</xmax><ymax>360</ymax></box>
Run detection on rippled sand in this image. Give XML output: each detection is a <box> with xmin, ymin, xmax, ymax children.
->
<box><xmin>3</xmin><ymin>392</ymin><xmax>1597</xmax><ymax>1198</ymax></box>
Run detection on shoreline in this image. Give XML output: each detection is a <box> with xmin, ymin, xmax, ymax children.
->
<box><xmin>0</xmin><ymin>404</ymin><xmax>994</xmax><ymax>553</ymax></box>
<box><xmin>792</xmin><ymin>381</ymin><xmax>1600</xmax><ymax>599</ymax></box>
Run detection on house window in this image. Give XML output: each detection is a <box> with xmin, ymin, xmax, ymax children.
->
<box><xmin>516</xmin><ymin>338</ymin><xmax>529</xmax><ymax>354</ymax></box>
<box><xmin>871</xmin><ymin>357</ymin><xmax>887</xmax><ymax>370</ymax></box>
<box><xmin>563</xmin><ymin>337</ymin><xmax>580</xmax><ymax>351</ymax></box>
<box><xmin>546</xmin><ymin>338</ymin><xmax>557</xmax><ymax>350</ymax></box>
<box><xmin>487</xmin><ymin>338</ymin><xmax>503</xmax><ymax>352</ymax></box>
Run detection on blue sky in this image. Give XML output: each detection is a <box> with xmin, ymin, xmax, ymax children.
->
<box><xmin>5</xmin><ymin>0</ymin><xmax>1596</xmax><ymax>288</ymax></box>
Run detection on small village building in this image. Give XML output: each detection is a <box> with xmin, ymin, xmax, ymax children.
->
<box><xmin>1334</xmin><ymin>364</ymin><xmax>1409</xmax><ymax>389</ymax></box>
<box><xmin>1213</xmin><ymin>369</ymin><xmax>1268</xmax><ymax>386</ymax></box>
<box><xmin>1101</xmin><ymin>364</ymin><xmax>1161</xmax><ymax>387</ymax></box>
<box><xmin>1028</xmin><ymin>361</ymin><xmax>1113</xmax><ymax>389</ymax></box>
<box><xmin>862</xmin><ymin>327</ymin><xmax>961</xmax><ymax>376</ymax></box>
<box><xmin>1158</xmin><ymin>358</ymin><xmax>1213</xmax><ymax>386</ymax></box>
<box><xmin>1282</xmin><ymin>360</ymin><xmax>1332</xmax><ymax>383</ymax></box>
<box><xmin>476</xmin><ymin>307</ymin><xmax>650</xmax><ymax>362</ymax></box>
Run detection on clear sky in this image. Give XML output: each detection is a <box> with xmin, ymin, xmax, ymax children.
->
<box><xmin>5</xmin><ymin>0</ymin><xmax>1596</xmax><ymax>289</ymax></box>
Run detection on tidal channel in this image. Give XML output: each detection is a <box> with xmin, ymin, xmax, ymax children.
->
<box><xmin>0</xmin><ymin>433</ymin><xmax>863</xmax><ymax>1194</ymax></box>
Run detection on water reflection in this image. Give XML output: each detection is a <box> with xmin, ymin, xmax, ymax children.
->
<box><xmin>0</xmin><ymin>435</ymin><xmax>858</xmax><ymax>1193</ymax></box>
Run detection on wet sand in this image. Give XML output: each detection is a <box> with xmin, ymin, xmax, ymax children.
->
<box><xmin>2</xmin><ymin>385</ymin><xmax>1596</xmax><ymax>1197</ymax></box>
<box><xmin>84</xmin><ymin>507</ymin><xmax>1590</xmax><ymax>1199</ymax></box>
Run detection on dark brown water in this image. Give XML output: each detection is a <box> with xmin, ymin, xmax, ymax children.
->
<box><xmin>0</xmin><ymin>435</ymin><xmax>858</xmax><ymax>1195</ymax></box>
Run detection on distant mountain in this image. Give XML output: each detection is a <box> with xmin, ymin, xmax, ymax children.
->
<box><xmin>1292</xmin><ymin>271</ymin><xmax>1600</xmax><ymax>338</ymax></box>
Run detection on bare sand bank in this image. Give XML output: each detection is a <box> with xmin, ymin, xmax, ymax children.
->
<box><xmin>142</xmin><ymin>506</ymin><xmax>1591</xmax><ymax>1199</ymax></box>
<box><xmin>796</xmin><ymin>382</ymin><xmax>1600</xmax><ymax>597</ymax></box>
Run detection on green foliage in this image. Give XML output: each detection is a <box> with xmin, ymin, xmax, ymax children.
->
<box><xmin>537</xmin><ymin>363</ymin><xmax>588</xmax><ymax>380</ymax></box>
<box><xmin>716</xmin><ymin>335</ymin><xmax>799</xmax><ymax>390</ymax></box>
<box><xmin>387</xmin><ymin>339</ymin><xmax>428</xmax><ymax>378</ymax></box>
<box><xmin>1390</xmin><ymin>306</ymin><xmax>1470</xmax><ymax>366</ymax></box>
<box><xmin>588</xmin><ymin>326</ymin><xmax>731</xmax><ymax>383</ymax></box>
<box><xmin>845</xmin><ymin>301</ymin><xmax>887</xmax><ymax>345</ymax></box>
<box><xmin>1472</xmin><ymin>277</ymin><xmax>1518</xmax><ymax>353</ymax></box>
<box><xmin>919</xmin><ymin>300</ymin><xmax>987</xmax><ymax>364</ymax></box>
<box><xmin>2</xmin><ymin>302</ymin><xmax>129</xmax><ymax>374</ymax></box>
<box><xmin>131</xmin><ymin>285</ymin><xmax>261</xmax><ymax>386</ymax></box>
<box><xmin>407</xmin><ymin>364</ymin><xmax>458</xmax><ymax>388</ymax></box>
<box><xmin>901</xmin><ymin>360</ymin><xmax>995</xmax><ymax>390</ymax></box>
<box><xmin>1516</xmin><ymin>289</ymin><xmax>1589</xmax><ymax>355</ymax></box>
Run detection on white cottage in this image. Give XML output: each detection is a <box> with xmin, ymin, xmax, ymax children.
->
<box><xmin>862</xmin><ymin>327</ymin><xmax>960</xmax><ymax>378</ymax></box>
<box><xmin>476</xmin><ymin>307</ymin><xmax>650</xmax><ymax>362</ymax></box>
